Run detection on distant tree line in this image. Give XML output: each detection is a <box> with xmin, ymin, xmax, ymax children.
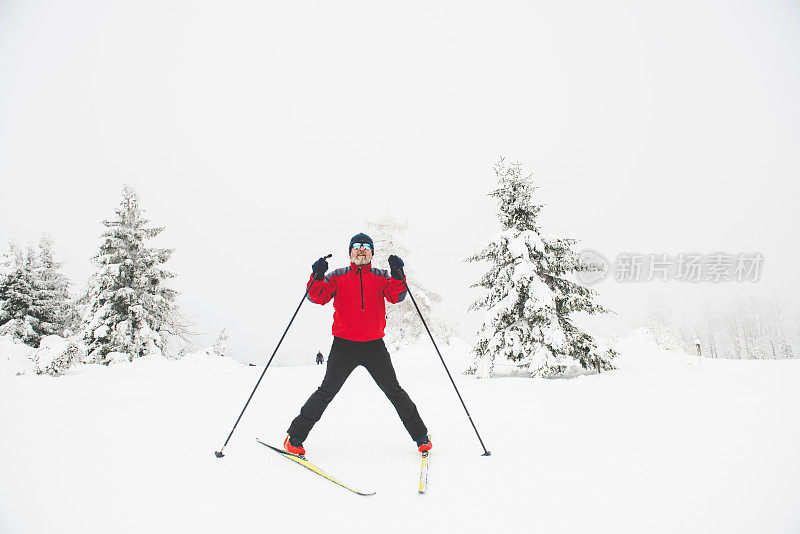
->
<box><xmin>644</xmin><ymin>293</ymin><xmax>797</xmax><ymax>360</ymax></box>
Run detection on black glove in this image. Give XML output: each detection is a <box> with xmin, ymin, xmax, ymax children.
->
<box><xmin>388</xmin><ymin>255</ymin><xmax>405</xmax><ymax>280</ymax></box>
<box><xmin>312</xmin><ymin>257</ymin><xmax>329</xmax><ymax>281</ymax></box>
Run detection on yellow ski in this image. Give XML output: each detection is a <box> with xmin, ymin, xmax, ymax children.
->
<box><xmin>256</xmin><ymin>439</ymin><xmax>376</xmax><ymax>496</ymax></box>
<box><xmin>418</xmin><ymin>451</ymin><xmax>430</xmax><ymax>494</ymax></box>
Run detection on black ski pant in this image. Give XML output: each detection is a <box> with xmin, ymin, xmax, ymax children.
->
<box><xmin>287</xmin><ymin>337</ymin><xmax>427</xmax><ymax>443</ymax></box>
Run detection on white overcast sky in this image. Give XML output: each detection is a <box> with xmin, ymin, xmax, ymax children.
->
<box><xmin>1</xmin><ymin>0</ymin><xmax>799</xmax><ymax>363</ymax></box>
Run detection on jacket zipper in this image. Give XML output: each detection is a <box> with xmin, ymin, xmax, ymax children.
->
<box><xmin>358</xmin><ymin>268</ymin><xmax>364</xmax><ymax>310</ymax></box>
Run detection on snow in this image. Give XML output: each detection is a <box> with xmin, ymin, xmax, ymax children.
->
<box><xmin>0</xmin><ymin>335</ymin><xmax>35</xmax><ymax>377</ymax></box>
<box><xmin>1</xmin><ymin>335</ymin><xmax>799</xmax><ymax>533</ymax></box>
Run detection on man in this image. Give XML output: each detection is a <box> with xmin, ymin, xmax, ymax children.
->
<box><xmin>315</xmin><ymin>351</ymin><xmax>324</xmax><ymax>365</ymax></box>
<box><xmin>284</xmin><ymin>232</ymin><xmax>432</xmax><ymax>456</ymax></box>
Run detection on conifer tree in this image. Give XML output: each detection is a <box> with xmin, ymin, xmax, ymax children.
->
<box><xmin>364</xmin><ymin>211</ymin><xmax>455</xmax><ymax>352</ymax></box>
<box><xmin>82</xmin><ymin>185</ymin><xmax>180</xmax><ymax>362</ymax></box>
<box><xmin>0</xmin><ymin>242</ymin><xmax>25</xmax><ymax>324</ymax></box>
<box><xmin>33</xmin><ymin>234</ymin><xmax>72</xmax><ymax>337</ymax></box>
<box><xmin>467</xmin><ymin>158</ymin><xmax>615</xmax><ymax>378</ymax></box>
<box><xmin>213</xmin><ymin>328</ymin><xmax>229</xmax><ymax>358</ymax></box>
<box><xmin>0</xmin><ymin>241</ymin><xmax>41</xmax><ymax>346</ymax></box>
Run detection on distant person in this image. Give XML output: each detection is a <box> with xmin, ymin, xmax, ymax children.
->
<box><xmin>315</xmin><ymin>351</ymin><xmax>324</xmax><ymax>365</ymax></box>
<box><xmin>282</xmin><ymin>232</ymin><xmax>431</xmax><ymax>456</ymax></box>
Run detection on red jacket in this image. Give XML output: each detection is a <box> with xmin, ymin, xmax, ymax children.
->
<box><xmin>306</xmin><ymin>262</ymin><xmax>408</xmax><ymax>342</ymax></box>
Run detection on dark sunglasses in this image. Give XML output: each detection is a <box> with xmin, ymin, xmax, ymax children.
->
<box><xmin>351</xmin><ymin>243</ymin><xmax>372</xmax><ymax>250</ymax></box>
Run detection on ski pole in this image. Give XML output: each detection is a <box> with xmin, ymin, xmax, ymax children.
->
<box><xmin>401</xmin><ymin>275</ymin><xmax>491</xmax><ymax>456</ymax></box>
<box><xmin>214</xmin><ymin>254</ymin><xmax>331</xmax><ymax>458</ymax></box>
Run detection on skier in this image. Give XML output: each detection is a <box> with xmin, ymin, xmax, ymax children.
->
<box><xmin>283</xmin><ymin>232</ymin><xmax>432</xmax><ymax>456</ymax></box>
<box><xmin>315</xmin><ymin>351</ymin><xmax>324</xmax><ymax>365</ymax></box>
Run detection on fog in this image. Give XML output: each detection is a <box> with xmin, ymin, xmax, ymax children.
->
<box><xmin>2</xmin><ymin>0</ymin><xmax>798</xmax><ymax>363</ymax></box>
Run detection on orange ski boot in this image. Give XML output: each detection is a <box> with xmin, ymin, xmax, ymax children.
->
<box><xmin>283</xmin><ymin>435</ymin><xmax>306</xmax><ymax>456</ymax></box>
<box><xmin>416</xmin><ymin>434</ymin><xmax>432</xmax><ymax>453</ymax></box>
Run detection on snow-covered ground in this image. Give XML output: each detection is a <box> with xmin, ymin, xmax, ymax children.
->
<box><xmin>1</xmin><ymin>332</ymin><xmax>799</xmax><ymax>534</ymax></box>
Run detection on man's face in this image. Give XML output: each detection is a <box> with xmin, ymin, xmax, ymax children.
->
<box><xmin>350</xmin><ymin>244</ymin><xmax>373</xmax><ymax>266</ymax></box>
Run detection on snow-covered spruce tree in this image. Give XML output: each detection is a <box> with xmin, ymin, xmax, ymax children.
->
<box><xmin>642</xmin><ymin>292</ymin><xmax>683</xmax><ymax>351</ymax></box>
<box><xmin>0</xmin><ymin>242</ymin><xmax>26</xmax><ymax>324</ymax></box>
<box><xmin>364</xmin><ymin>211</ymin><xmax>456</xmax><ymax>352</ymax></box>
<box><xmin>466</xmin><ymin>158</ymin><xmax>616</xmax><ymax>378</ymax></box>
<box><xmin>82</xmin><ymin>185</ymin><xmax>180</xmax><ymax>363</ymax></box>
<box><xmin>213</xmin><ymin>328</ymin><xmax>229</xmax><ymax>358</ymax></box>
<box><xmin>33</xmin><ymin>234</ymin><xmax>72</xmax><ymax>337</ymax></box>
<box><xmin>0</xmin><ymin>242</ymin><xmax>44</xmax><ymax>346</ymax></box>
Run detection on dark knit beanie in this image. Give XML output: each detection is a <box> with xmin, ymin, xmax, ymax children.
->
<box><xmin>348</xmin><ymin>232</ymin><xmax>374</xmax><ymax>254</ymax></box>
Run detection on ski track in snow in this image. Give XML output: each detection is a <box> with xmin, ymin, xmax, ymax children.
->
<box><xmin>1</xmin><ymin>333</ymin><xmax>800</xmax><ymax>534</ymax></box>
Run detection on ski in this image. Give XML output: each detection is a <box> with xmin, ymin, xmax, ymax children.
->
<box><xmin>256</xmin><ymin>439</ymin><xmax>376</xmax><ymax>497</ymax></box>
<box><xmin>418</xmin><ymin>451</ymin><xmax>430</xmax><ymax>494</ymax></box>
